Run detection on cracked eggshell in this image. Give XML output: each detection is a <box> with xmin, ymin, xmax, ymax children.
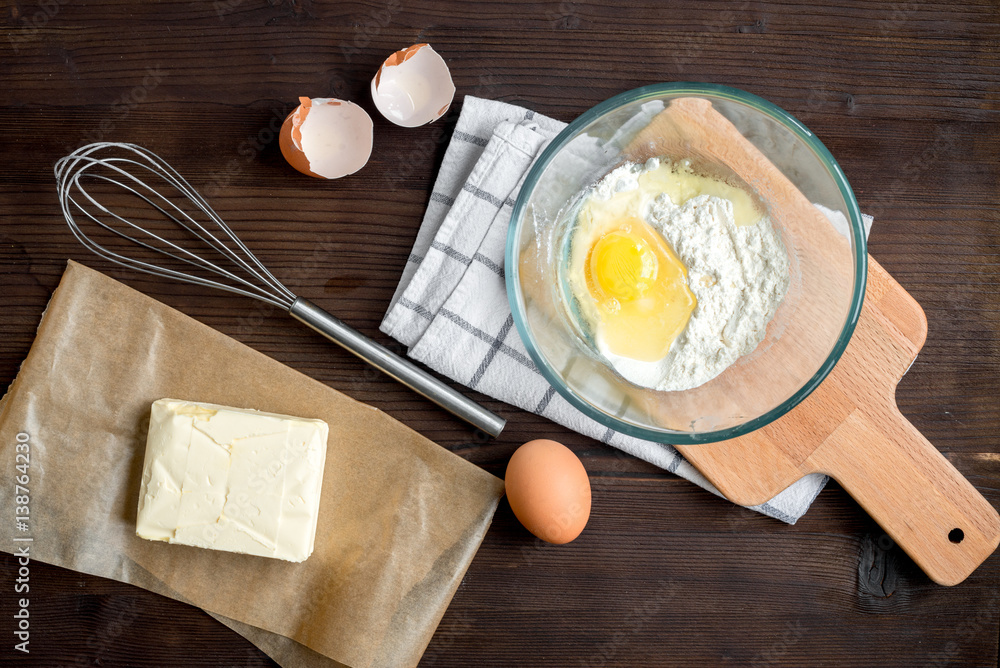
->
<box><xmin>371</xmin><ymin>44</ymin><xmax>456</xmax><ymax>127</ymax></box>
<box><xmin>279</xmin><ymin>97</ymin><xmax>373</xmax><ymax>179</ymax></box>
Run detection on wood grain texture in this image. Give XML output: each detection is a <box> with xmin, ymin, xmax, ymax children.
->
<box><xmin>1</xmin><ymin>0</ymin><xmax>999</xmax><ymax>666</ymax></box>
<box><xmin>635</xmin><ymin>95</ymin><xmax>999</xmax><ymax>585</ymax></box>
<box><xmin>684</xmin><ymin>258</ymin><xmax>1000</xmax><ymax>586</ymax></box>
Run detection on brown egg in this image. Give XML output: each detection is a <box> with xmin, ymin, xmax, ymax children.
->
<box><xmin>505</xmin><ymin>439</ymin><xmax>591</xmax><ymax>544</ymax></box>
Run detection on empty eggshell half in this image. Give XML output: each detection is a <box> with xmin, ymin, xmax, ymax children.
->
<box><xmin>279</xmin><ymin>97</ymin><xmax>374</xmax><ymax>179</ymax></box>
<box><xmin>371</xmin><ymin>44</ymin><xmax>455</xmax><ymax>127</ymax></box>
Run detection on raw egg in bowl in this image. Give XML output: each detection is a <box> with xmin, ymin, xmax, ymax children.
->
<box><xmin>506</xmin><ymin>83</ymin><xmax>867</xmax><ymax>444</ymax></box>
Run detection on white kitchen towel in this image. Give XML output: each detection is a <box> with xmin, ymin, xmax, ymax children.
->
<box><xmin>382</xmin><ymin>95</ymin><xmax>874</xmax><ymax>524</ymax></box>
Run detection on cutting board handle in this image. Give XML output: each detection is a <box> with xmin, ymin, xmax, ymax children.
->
<box><xmin>809</xmin><ymin>406</ymin><xmax>1000</xmax><ymax>586</ymax></box>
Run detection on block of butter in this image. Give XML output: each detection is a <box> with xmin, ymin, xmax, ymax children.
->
<box><xmin>136</xmin><ymin>399</ymin><xmax>328</xmax><ymax>563</ymax></box>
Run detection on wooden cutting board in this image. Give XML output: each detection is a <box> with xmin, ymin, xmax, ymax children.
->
<box><xmin>677</xmin><ymin>256</ymin><xmax>1000</xmax><ymax>586</ymax></box>
<box><xmin>618</xmin><ymin>96</ymin><xmax>1000</xmax><ymax>586</ymax></box>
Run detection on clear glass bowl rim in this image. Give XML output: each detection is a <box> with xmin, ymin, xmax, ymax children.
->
<box><xmin>505</xmin><ymin>82</ymin><xmax>868</xmax><ymax>445</ymax></box>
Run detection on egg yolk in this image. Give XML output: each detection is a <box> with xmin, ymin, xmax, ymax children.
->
<box><xmin>584</xmin><ymin>219</ymin><xmax>696</xmax><ymax>362</ymax></box>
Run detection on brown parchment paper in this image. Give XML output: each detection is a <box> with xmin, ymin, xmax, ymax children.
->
<box><xmin>0</xmin><ymin>260</ymin><xmax>505</xmax><ymax>668</ymax></box>
<box><xmin>125</xmin><ymin>555</ymin><xmax>348</xmax><ymax>668</ymax></box>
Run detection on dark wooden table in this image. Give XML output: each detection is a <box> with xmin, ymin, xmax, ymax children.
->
<box><xmin>2</xmin><ymin>1</ymin><xmax>999</xmax><ymax>666</ymax></box>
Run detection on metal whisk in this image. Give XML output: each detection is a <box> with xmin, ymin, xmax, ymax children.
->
<box><xmin>55</xmin><ymin>142</ymin><xmax>505</xmax><ymax>437</ymax></box>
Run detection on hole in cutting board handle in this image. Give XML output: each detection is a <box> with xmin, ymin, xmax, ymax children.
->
<box><xmin>949</xmin><ymin>528</ymin><xmax>965</xmax><ymax>544</ymax></box>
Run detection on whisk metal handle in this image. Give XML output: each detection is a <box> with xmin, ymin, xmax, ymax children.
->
<box><xmin>289</xmin><ymin>298</ymin><xmax>506</xmax><ymax>437</ymax></box>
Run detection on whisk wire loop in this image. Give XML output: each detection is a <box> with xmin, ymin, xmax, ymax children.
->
<box><xmin>55</xmin><ymin>142</ymin><xmax>296</xmax><ymax>310</ymax></box>
<box><xmin>73</xmin><ymin>169</ymin><xmax>287</xmax><ymax>307</ymax></box>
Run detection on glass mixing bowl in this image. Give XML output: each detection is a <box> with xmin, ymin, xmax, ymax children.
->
<box><xmin>506</xmin><ymin>83</ymin><xmax>866</xmax><ymax>444</ymax></box>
